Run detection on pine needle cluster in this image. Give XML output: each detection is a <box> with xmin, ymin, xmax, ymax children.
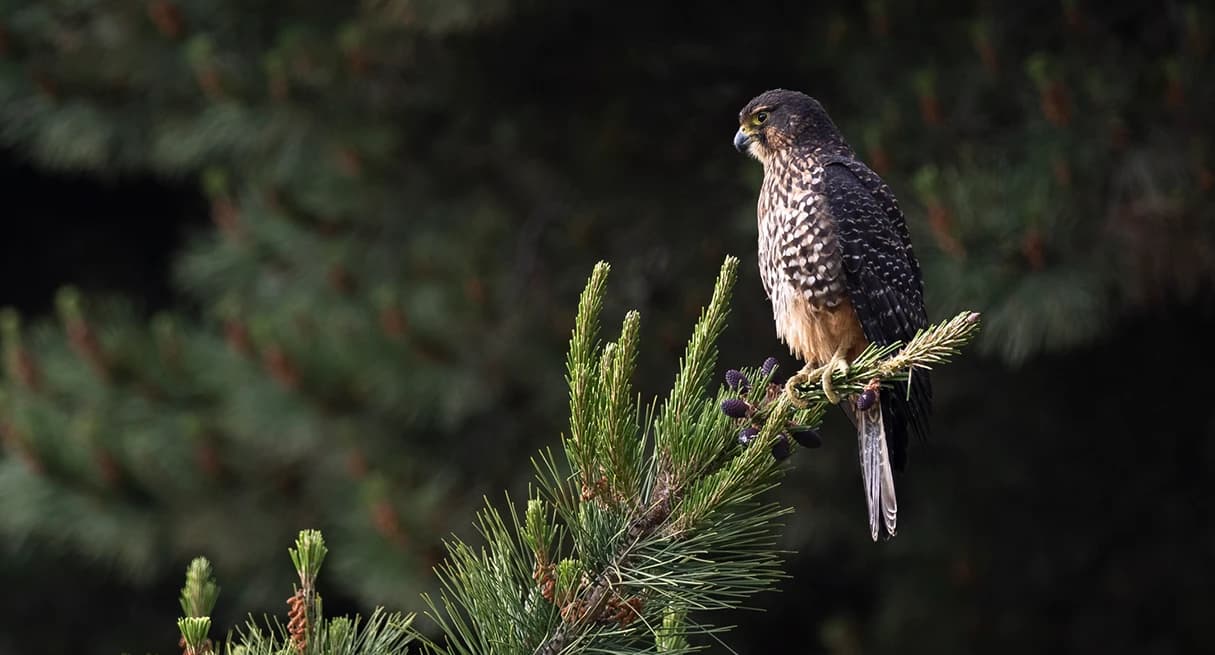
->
<box><xmin>168</xmin><ymin>258</ymin><xmax>980</xmax><ymax>655</ymax></box>
<box><xmin>414</xmin><ymin>257</ymin><xmax>981</xmax><ymax>654</ymax></box>
<box><xmin>174</xmin><ymin>530</ymin><xmax>415</xmax><ymax>655</ymax></box>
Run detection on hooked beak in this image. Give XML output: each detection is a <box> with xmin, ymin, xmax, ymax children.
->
<box><xmin>733</xmin><ymin>127</ymin><xmax>753</xmax><ymax>154</ymax></box>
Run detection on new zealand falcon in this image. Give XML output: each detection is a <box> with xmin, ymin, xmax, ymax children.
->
<box><xmin>734</xmin><ymin>89</ymin><xmax>931</xmax><ymax>541</ymax></box>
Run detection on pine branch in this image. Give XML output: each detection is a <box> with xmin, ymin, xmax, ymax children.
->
<box><xmin>160</xmin><ymin>265</ymin><xmax>979</xmax><ymax>655</ymax></box>
<box><xmin>416</xmin><ymin>258</ymin><xmax>982</xmax><ymax>654</ymax></box>
<box><xmin>176</xmin><ymin>557</ymin><xmax>219</xmax><ymax>655</ymax></box>
<box><xmin>784</xmin><ymin>310</ymin><xmax>984</xmax><ymax>406</ymax></box>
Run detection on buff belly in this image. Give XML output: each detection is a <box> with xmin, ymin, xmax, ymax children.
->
<box><xmin>773</xmin><ymin>290</ymin><xmax>868</xmax><ymax>366</ymax></box>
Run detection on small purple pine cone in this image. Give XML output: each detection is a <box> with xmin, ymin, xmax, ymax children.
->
<box><xmin>792</xmin><ymin>428</ymin><xmax>823</xmax><ymax>449</ymax></box>
<box><xmin>737</xmin><ymin>427</ymin><xmax>759</xmax><ymax>446</ymax></box>
<box><xmin>771</xmin><ymin>434</ymin><xmax>791</xmax><ymax>461</ymax></box>
<box><xmin>761</xmin><ymin>357</ymin><xmax>778</xmax><ymax>376</ymax></box>
<box><xmin>724</xmin><ymin>368</ymin><xmax>748</xmax><ymax>392</ymax></box>
<box><xmin>720</xmin><ymin>397</ymin><xmax>750</xmax><ymax>419</ymax></box>
<box><xmin>856</xmin><ymin>388</ymin><xmax>878</xmax><ymax>411</ymax></box>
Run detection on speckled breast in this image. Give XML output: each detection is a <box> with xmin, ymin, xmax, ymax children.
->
<box><xmin>756</xmin><ymin>150</ymin><xmax>849</xmax><ymax>312</ymax></box>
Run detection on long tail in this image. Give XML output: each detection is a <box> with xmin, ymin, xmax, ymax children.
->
<box><xmin>855</xmin><ymin>402</ymin><xmax>897</xmax><ymax>541</ymax></box>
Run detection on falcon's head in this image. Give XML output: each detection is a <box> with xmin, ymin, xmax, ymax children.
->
<box><xmin>734</xmin><ymin>89</ymin><xmax>853</xmax><ymax>163</ymax></box>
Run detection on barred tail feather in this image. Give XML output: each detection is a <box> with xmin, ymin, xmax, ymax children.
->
<box><xmin>857</xmin><ymin>403</ymin><xmax>898</xmax><ymax>541</ymax></box>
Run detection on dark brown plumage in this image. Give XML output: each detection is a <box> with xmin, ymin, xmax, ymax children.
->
<box><xmin>734</xmin><ymin>89</ymin><xmax>931</xmax><ymax>540</ymax></box>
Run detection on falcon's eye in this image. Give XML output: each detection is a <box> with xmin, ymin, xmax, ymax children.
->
<box><xmin>755</xmin><ymin>111</ymin><xmax>769</xmax><ymax>124</ymax></box>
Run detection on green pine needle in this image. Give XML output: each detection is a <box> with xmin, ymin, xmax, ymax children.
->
<box><xmin>565</xmin><ymin>261</ymin><xmax>612</xmax><ymax>484</ymax></box>
<box><xmin>597</xmin><ymin>310</ymin><xmax>643</xmax><ymax>508</ymax></box>
<box><xmin>290</xmin><ymin>529</ymin><xmax>329</xmax><ymax>589</ymax></box>
<box><xmin>656</xmin><ymin>607</ymin><xmax>690</xmax><ymax>653</ymax></box>
<box><xmin>523</xmin><ymin>497</ymin><xmax>558</xmax><ymax>564</ymax></box>
<box><xmin>180</xmin><ymin>557</ymin><xmax>220</xmax><ymax>618</ymax></box>
<box><xmin>228</xmin><ymin>607</ymin><xmax>416</xmax><ymax>655</ymax></box>
<box><xmin>177</xmin><ymin>617</ymin><xmax>213</xmax><ymax>654</ymax></box>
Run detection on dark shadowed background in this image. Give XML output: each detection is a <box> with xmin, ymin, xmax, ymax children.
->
<box><xmin>1</xmin><ymin>1</ymin><xmax>1213</xmax><ymax>653</ymax></box>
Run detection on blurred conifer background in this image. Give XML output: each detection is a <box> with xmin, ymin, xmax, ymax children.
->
<box><xmin>0</xmin><ymin>1</ymin><xmax>1212</xmax><ymax>653</ymax></box>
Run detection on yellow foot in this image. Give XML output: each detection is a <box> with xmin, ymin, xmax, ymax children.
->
<box><xmin>785</xmin><ymin>350</ymin><xmax>851</xmax><ymax>406</ymax></box>
<box><xmin>784</xmin><ymin>363</ymin><xmax>821</xmax><ymax>409</ymax></box>
<box><xmin>819</xmin><ymin>354</ymin><xmax>849</xmax><ymax>404</ymax></box>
